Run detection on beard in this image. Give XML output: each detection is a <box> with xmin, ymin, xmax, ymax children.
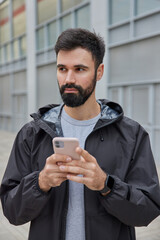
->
<box><xmin>59</xmin><ymin>72</ymin><xmax>97</xmax><ymax>107</ymax></box>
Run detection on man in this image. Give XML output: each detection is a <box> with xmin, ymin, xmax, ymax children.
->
<box><xmin>0</xmin><ymin>28</ymin><xmax>160</xmax><ymax>240</ymax></box>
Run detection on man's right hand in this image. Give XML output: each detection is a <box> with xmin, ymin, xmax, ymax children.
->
<box><xmin>38</xmin><ymin>154</ymin><xmax>72</xmax><ymax>192</ymax></box>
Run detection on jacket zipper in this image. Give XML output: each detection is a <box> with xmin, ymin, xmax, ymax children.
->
<box><xmin>61</xmin><ymin>181</ymin><xmax>69</xmax><ymax>240</ymax></box>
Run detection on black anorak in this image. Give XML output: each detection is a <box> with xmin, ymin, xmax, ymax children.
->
<box><xmin>0</xmin><ymin>99</ymin><xmax>160</xmax><ymax>240</ymax></box>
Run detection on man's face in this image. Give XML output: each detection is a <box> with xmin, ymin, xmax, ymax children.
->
<box><xmin>57</xmin><ymin>48</ymin><xmax>98</xmax><ymax>107</ymax></box>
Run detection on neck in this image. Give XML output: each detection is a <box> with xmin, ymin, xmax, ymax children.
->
<box><xmin>64</xmin><ymin>97</ymin><xmax>100</xmax><ymax>120</ymax></box>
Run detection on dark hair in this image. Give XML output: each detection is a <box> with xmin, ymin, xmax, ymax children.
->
<box><xmin>54</xmin><ymin>28</ymin><xmax>105</xmax><ymax>69</ymax></box>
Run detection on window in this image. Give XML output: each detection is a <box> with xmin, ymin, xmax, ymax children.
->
<box><xmin>37</xmin><ymin>0</ymin><xmax>57</xmax><ymax>24</ymax></box>
<box><xmin>37</xmin><ymin>28</ymin><xmax>45</xmax><ymax>51</ymax></box>
<box><xmin>136</xmin><ymin>0</ymin><xmax>160</xmax><ymax>16</ymax></box>
<box><xmin>36</xmin><ymin>0</ymin><xmax>90</xmax><ymax>51</ymax></box>
<box><xmin>48</xmin><ymin>21</ymin><xmax>57</xmax><ymax>47</ymax></box>
<box><xmin>109</xmin><ymin>37</ymin><xmax>160</xmax><ymax>83</ymax></box>
<box><xmin>0</xmin><ymin>47</ymin><xmax>4</xmax><ymax>64</ymax></box>
<box><xmin>76</xmin><ymin>5</ymin><xmax>90</xmax><ymax>29</ymax></box>
<box><xmin>61</xmin><ymin>0</ymin><xmax>84</xmax><ymax>12</ymax></box>
<box><xmin>13</xmin><ymin>39</ymin><xmax>19</xmax><ymax>59</ymax></box>
<box><xmin>61</xmin><ymin>14</ymin><xmax>72</xmax><ymax>31</ymax></box>
<box><xmin>132</xmin><ymin>87</ymin><xmax>149</xmax><ymax>125</ymax></box>
<box><xmin>12</xmin><ymin>0</ymin><xmax>26</xmax><ymax>37</ymax></box>
<box><xmin>5</xmin><ymin>43</ymin><xmax>11</xmax><ymax>62</ymax></box>
<box><xmin>20</xmin><ymin>36</ymin><xmax>26</xmax><ymax>57</ymax></box>
<box><xmin>109</xmin><ymin>0</ymin><xmax>130</xmax><ymax>25</ymax></box>
<box><xmin>0</xmin><ymin>0</ymin><xmax>10</xmax><ymax>44</ymax></box>
<box><xmin>0</xmin><ymin>75</ymin><xmax>11</xmax><ymax>112</ymax></box>
<box><xmin>110</xmin><ymin>88</ymin><xmax>119</xmax><ymax>103</ymax></box>
<box><xmin>13</xmin><ymin>71</ymin><xmax>27</xmax><ymax>91</ymax></box>
<box><xmin>37</xmin><ymin>63</ymin><xmax>59</xmax><ymax>107</ymax></box>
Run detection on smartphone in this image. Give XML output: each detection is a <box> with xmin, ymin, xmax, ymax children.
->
<box><xmin>52</xmin><ymin>137</ymin><xmax>80</xmax><ymax>160</ymax></box>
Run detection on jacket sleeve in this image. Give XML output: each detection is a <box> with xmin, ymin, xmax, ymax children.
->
<box><xmin>0</xmin><ymin>124</ymin><xmax>51</xmax><ymax>225</ymax></box>
<box><xmin>99</xmin><ymin>125</ymin><xmax>160</xmax><ymax>227</ymax></box>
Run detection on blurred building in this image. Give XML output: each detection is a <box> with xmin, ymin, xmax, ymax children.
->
<box><xmin>0</xmin><ymin>0</ymin><xmax>160</xmax><ymax>165</ymax></box>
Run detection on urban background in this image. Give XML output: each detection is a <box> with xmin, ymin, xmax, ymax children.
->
<box><xmin>0</xmin><ymin>1</ymin><xmax>160</xmax><ymax>239</ymax></box>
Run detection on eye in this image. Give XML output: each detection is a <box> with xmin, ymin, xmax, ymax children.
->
<box><xmin>76</xmin><ymin>68</ymin><xmax>85</xmax><ymax>72</ymax></box>
<box><xmin>58</xmin><ymin>67</ymin><xmax>66</xmax><ymax>72</ymax></box>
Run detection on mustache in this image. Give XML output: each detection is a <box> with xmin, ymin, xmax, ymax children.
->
<box><xmin>60</xmin><ymin>84</ymin><xmax>84</xmax><ymax>94</ymax></box>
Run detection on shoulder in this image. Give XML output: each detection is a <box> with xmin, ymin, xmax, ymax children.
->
<box><xmin>118</xmin><ymin>115</ymin><xmax>149</xmax><ymax>141</ymax></box>
<box><xmin>15</xmin><ymin>121</ymin><xmax>42</xmax><ymax>147</ymax></box>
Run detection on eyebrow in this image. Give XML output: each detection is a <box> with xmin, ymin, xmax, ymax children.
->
<box><xmin>57</xmin><ymin>64</ymin><xmax>89</xmax><ymax>69</ymax></box>
<box><xmin>57</xmin><ymin>64</ymin><xmax>65</xmax><ymax>68</ymax></box>
<box><xmin>74</xmin><ymin>64</ymin><xmax>89</xmax><ymax>69</ymax></box>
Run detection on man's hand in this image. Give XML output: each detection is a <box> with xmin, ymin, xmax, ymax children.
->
<box><xmin>39</xmin><ymin>154</ymin><xmax>72</xmax><ymax>192</ymax></box>
<box><xmin>58</xmin><ymin>147</ymin><xmax>107</xmax><ymax>191</ymax></box>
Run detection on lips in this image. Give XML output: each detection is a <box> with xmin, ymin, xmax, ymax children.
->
<box><xmin>64</xmin><ymin>88</ymin><xmax>78</xmax><ymax>93</ymax></box>
<box><xmin>60</xmin><ymin>84</ymin><xmax>83</xmax><ymax>95</ymax></box>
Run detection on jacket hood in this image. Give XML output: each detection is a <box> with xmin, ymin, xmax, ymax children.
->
<box><xmin>30</xmin><ymin>99</ymin><xmax>124</xmax><ymax>138</ymax></box>
<box><xmin>35</xmin><ymin>99</ymin><xmax>123</xmax><ymax>121</ymax></box>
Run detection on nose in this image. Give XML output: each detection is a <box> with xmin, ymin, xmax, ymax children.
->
<box><xmin>65</xmin><ymin>70</ymin><xmax>75</xmax><ymax>84</ymax></box>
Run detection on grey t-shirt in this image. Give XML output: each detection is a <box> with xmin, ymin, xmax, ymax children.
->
<box><xmin>61</xmin><ymin>108</ymin><xmax>100</xmax><ymax>240</ymax></box>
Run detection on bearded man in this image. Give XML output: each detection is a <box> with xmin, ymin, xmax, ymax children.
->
<box><xmin>1</xmin><ymin>28</ymin><xmax>160</xmax><ymax>240</ymax></box>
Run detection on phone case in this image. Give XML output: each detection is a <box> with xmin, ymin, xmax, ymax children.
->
<box><xmin>52</xmin><ymin>137</ymin><xmax>80</xmax><ymax>160</ymax></box>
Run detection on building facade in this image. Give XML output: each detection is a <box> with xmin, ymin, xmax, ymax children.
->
<box><xmin>0</xmin><ymin>0</ymin><xmax>160</xmax><ymax>165</ymax></box>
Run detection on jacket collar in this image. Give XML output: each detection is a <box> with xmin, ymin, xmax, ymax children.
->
<box><xmin>30</xmin><ymin>99</ymin><xmax>124</xmax><ymax>138</ymax></box>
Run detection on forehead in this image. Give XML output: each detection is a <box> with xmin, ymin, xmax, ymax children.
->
<box><xmin>57</xmin><ymin>47</ymin><xmax>94</xmax><ymax>66</ymax></box>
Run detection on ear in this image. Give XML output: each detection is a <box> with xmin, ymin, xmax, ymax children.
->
<box><xmin>96</xmin><ymin>64</ymin><xmax>104</xmax><ymax>81</ymax></box>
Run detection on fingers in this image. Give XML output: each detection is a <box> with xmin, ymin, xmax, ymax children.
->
<box><xmin>59</xmin><ymin>162</ymin><xmax>96</xmax><ymax>178</ymax></box>
<box><xmin>47</xmin><ymin>176</ymin><xmax>67</xmax><ymax>188</ymax></box>
<box><xmin>58</xmin><ymin>148</ymin><xmax>97</xmax><ymax>177</ymax></box>
<box><xmin>38</xmin><ymin>170</ymin><xmax>67</xmax><ymax>192</ymax></box>
<box><xmin>58</xmin><ymin>148</ymin><xmax>107</xmax><ymax>191</ymax></box>
<box><xmin>66</xmin><ymin>174</ymin><xmax>103</xmax><ymax>191</ymax></box>
<box><xmin>76</xmin><ymin>147</ymin><xmax>96</xmax><ymax>163</ymax></box>
<box><xmin>66</xmin><ymin>174</ymin><xmax>87</xmax><ymax>184</ymax></box>
<box><xmin>47</xmin><ymin>154</ymin><xmax>72</xmax><ymax>165</ymax></box>
<box><xmin>62</xmin><ymin>160</ymin><xmax>97</xmax><ymax>173</ymax></box>
<box><xmin>39</xmin><ymin>148</ymin><xmax>101</xmax><ymax>191</ymax></box>
<box><xmin>38</xmin><ymin>153</ymin><xmax>72</xmax><ymax>191</ymax></box>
